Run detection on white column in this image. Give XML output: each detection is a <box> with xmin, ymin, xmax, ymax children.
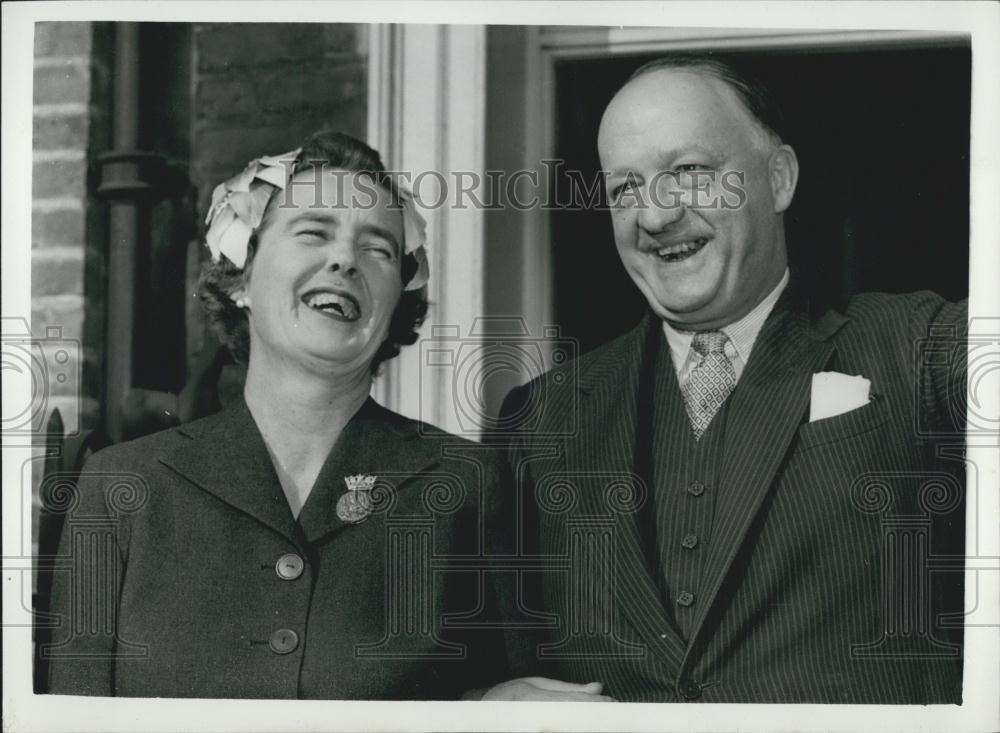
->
<box><xmin>367</xmin><ymin>24</ymin><xmax>487</xmax><ymax>436</ymax></box>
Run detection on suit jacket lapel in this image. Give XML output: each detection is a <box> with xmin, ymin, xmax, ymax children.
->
<box><xmin>567</xmin><ymin>314</ymin><xmax>687</xmax><ymax>670</ymax></box>
<box><xmin>296</xmin><ymin>398</ymin><xmax>440</xmax><ymax>545</ymax></box>
<box><xmin>159</xmin><ymin>397</ymin><xmax>440</xmax><ymax>547</ymax></box>
<box><xmin>159</xmin><ymin>397</ymin><xmax>300</xmax><ymax>543</ymax></box>
<box><xmin>689</xmin><ymin>285</ymin><xmax>846</xmax><ymax>643</ymax></box>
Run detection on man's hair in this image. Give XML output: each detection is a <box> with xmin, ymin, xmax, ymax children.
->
<box><xmin>628</xmin><ymin>54</ymin><xmax>785</xmax><ymax>148</ymax></box>
<box><xmin>198</xmin><ymin>130</ymin><xmax>429</xmax><ymax>374</ymax></box>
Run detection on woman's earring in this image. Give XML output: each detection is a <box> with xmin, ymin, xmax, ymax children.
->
<box><xmin>235</xmin><ymin>297</ymin><xmax>247</xmax><ymax>309</ymax></box>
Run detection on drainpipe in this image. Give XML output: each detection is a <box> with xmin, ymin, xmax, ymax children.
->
<box><xmin>97</xmin><ymin>23</ymin><xmax>164</xmax><ymax>443</ymax></box>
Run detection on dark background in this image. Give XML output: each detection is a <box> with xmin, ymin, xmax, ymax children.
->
<box><xmin>552</xmin><ymin>42</ymin><xmax>972</xmax><ymax>354</ymax></box>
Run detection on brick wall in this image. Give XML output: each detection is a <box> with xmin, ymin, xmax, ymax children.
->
<box><xmin>31</xmin><ymin>22</ymin><xmax>112</xmax><ymax>438</ymax></box>
<box><xmin>190</xmin><ymin>23</ymin><xmax>368</xmax><ymax>218</ymax></box>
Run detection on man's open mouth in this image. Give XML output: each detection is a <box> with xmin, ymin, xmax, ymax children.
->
<box><xmin>655</xmin><ymin>238</ymin><xmax>709</xmax><ymax>263</ymax></box>
<box><xmin>302</xmin><ymin>289</ymin><xmax>361</xmax><ymax>322</ymax></box>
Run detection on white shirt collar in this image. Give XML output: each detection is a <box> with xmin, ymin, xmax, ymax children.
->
<box><xmin>662</xmin><ymin>268</ymin><xmax>790</xmax><ymax>383</ymax></box>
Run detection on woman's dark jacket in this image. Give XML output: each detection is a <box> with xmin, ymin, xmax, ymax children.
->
<box><xmin>45</xmin><ymin>397</ymin><xmax>512</xmax><ymax>699</ymax></box>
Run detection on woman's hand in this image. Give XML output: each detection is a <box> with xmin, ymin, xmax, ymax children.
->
<box><xmin>479</xmin><ymin>677</ymin><xmax>614</xmax><ymax>701</ymax></box>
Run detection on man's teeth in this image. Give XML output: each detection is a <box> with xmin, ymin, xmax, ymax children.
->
<box><xmin>656</xmin><ymin>238</ymin><xmax>708</xmax><ymax>259</ymax></box>
<box><xmin>304</xmin><ymin>292</ymin><xmax>359</xmax><ymax>319</ymax></box>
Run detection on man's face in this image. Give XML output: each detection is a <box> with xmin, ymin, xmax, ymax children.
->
<box><xmin>598</xmin><ymin>69</ymin><xmax>797</xmax><ymax>330</ymax></box>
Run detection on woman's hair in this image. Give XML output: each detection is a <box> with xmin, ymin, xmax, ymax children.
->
<box><xmin>198</xmin><ymin>130</ymin><xmax>429</xmax><ymax>373</ymax></box>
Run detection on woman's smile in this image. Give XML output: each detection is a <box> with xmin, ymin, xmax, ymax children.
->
<box><xmin>301</xmin><ymin>286</ymin><xmax>362</xmax><ymax>322</ymax></box>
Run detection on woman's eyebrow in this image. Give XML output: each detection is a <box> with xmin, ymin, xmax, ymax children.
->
<box><xmin>289</xmin><ymin>210</ymin><xmax>339</xmax><ymax>228</ymax></box>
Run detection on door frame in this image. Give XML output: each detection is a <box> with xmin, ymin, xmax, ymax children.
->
<box><xmin>367</xmin><ymin>23</ymin><xmax>487</xmax><ymax>434</ymax></box>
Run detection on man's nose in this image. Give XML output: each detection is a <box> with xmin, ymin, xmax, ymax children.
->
<box><xmin>636</xmin><ymin>183</ymin><xmax>687</xmax><ymax>233</ymax></box>
<box><xmin>326</xmin><ymin>238</ymin><xmax>359</xmax><ymax>276</ymax></box>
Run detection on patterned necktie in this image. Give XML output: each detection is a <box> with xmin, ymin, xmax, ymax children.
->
<box><xmin>681</xmin><ymin>330</ymin><xmax>736</xmax><ymax>440</ymax></box>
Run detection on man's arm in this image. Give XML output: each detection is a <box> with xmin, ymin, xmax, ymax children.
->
<box><xmin>910</xmin><ymin>293</ymin><xmax>968</xmax><ymax>436</ymax></box>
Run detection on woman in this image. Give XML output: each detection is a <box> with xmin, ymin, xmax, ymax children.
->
<box><xmin>45</xmin><ymin>131</ymin><xmax>510</xmax><ymax>699</ymax></box>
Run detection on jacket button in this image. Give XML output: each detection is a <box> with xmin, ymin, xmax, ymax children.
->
<box><xmin>275</xmin><ymin>553</ymin><xmax>304</xmax><ymax>581</ymax></box>
<box><xmin>681</xmin><ymin>534</ymin><xmax>699</xmax><ymax>549</ymax></box>
<box><xmin>687</xmin><ymin>481</ymin><xmax>706</xmax><ymax>497</ymax></box>
<box><xmin>678</xmin><ymin>678</ymin><xmax>702</xmax><ymax>700</ymax></box>
<box><xmin>676</xmin><ymin>591</ymin><xmax>695</xmax><ymax>607</ymax></box>
<box><xmin>269</xmin><ymin>628</ymin><xmax>299</xmax><ymax>654</ymax></box>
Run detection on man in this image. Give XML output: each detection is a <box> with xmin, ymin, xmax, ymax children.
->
<box><xmin>497</xmin><ymin>56</ymin><xmax>966</xmax><ymax>703</ymax></box>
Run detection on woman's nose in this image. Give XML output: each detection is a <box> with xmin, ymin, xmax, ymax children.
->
<box><xmin>325</xmin><ymin>239</ymin><xmax>358</xmax><ymax>276</ymax></box>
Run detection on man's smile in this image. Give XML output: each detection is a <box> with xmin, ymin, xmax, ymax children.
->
<box><xmin>654</xmin><ymin>237</ymin><xmax>709</xmax><ymax>263</ymax></box>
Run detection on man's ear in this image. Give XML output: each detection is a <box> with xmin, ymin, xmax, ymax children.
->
<box><xmin>769</xmin><ymin>144</ymin><xmax>799</xmax><ymax>214</ymax></box>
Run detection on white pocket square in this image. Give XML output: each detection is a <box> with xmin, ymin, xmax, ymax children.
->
<box><xmin>809</xmin><ymin>372</ymin><xmax>871</xmax><ymax>422</ymax></box>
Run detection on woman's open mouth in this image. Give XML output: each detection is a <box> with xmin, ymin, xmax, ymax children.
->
<box><xmin>655</xmin><ymin>238</ymin><xmax>709</xmax><ymax>263</ymax></box>
<box><xmin>302</xmin><ymin>289</ymin><xmax>361</xmax><ymax>322</ymax></box>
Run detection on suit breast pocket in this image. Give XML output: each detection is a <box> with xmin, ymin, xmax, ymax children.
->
<box><xmin>794</xmin><ymin>398</ymin><xmax>889</xmax><ymax>453</ymax></box>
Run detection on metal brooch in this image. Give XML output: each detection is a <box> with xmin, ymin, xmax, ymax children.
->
<box><xmin>336</xmin><ymin>473</ymin><xmax>376</xmax><ymax>524</ymax></box>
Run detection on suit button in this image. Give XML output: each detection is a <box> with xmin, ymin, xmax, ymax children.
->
<box><xmin>275</xmin><ymin>553</ymin><xmax>304</xmax><ymax>580</ymax></box>
<box><xmin>676</xmin><ymin>591</ymin><xmax>695</xmax><ymax>607</ymax></box>
<box><xmin>687</xmin><ymin>481</ymin><xmax>706</xmax><ymax>497</ymax></box>
<box><xmin>269</xmin><ymin>629</ymin><xmax>299</xmax><ymax>654</ymax></box>
<box><xmin>678</xmin><ymin>678</ymin><xmax>702</xmax><ymax>700</ymax></box>
<box><xmin>681</xmin><ymin>534</ymin><xmax>699</xmax><ymax>549</ymax></box>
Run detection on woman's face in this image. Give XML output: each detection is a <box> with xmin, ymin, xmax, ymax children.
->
<box><xmin>239</xmin><ymin>168</ymin><xmax>405</xmax><ymax>377</ymax></box>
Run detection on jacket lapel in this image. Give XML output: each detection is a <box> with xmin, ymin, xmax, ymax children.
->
<box><xmin>158</xmin><ymin>397</ymin><xmax>440</xmax><ymax>547</ymax></box>
<box><xmin>159</xmin><ymin>398</ymin><xmax>300</xmax><ymax>543</ymax></box>
<box><xmin>688</xmin><ymin>285</ymin><xmax>847</xmax><ymax>644</ymax></box>
<box><xmin>295</xmin><ymin>398</ymin><xmax>440</xmax><ymax>545</ymax></box>
<box><xmin>566</xmin><ymin>314</ymin><xmax>687</xmax><ymax>670</ymax></box>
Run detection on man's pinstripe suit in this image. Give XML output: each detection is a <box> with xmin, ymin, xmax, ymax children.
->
<box><xmin>499</xmin><ymin>285</ymin><xmax>966</xmax><ymax>703</ymax></box>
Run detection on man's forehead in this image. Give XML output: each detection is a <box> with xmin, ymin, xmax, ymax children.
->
<box><xmin>600</xmin><ymin>68</ymin><xmax>755</xmax><ymax>146</ymax></box>
<box><xmin>614</xmin><ymin>68</ymin><xmax>743</xmax><ymax>111</ymax></box>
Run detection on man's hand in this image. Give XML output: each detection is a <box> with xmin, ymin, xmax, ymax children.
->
<box><xmin>480</xmin><ymin>677</ymin><xmax>614</xmax><ymax>701</ymax></box>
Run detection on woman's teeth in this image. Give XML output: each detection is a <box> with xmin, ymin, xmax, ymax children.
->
<box><xmin>656</xmin><ymin>238</ymin><xmax>708</xmax><ymax>262</ymax></box>
<box><xmin>303</xmin><ymin>292</ymin><xmax>360</xmax><ymax>321</ymax></box>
